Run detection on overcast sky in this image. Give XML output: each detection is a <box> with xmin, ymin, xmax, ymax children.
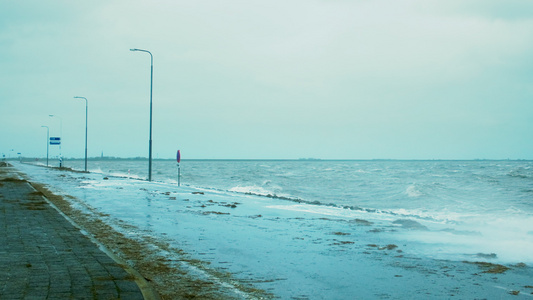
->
<box><xmin>1</xmin><ymin>0</ymin><xmax>533</xmax><ymax>160</ymax></box>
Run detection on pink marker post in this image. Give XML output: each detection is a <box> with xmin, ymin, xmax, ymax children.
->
<box><xmin>177</xmin><ymin>150</ymin><xmax>181</xmax><ymax>187</ymax></box>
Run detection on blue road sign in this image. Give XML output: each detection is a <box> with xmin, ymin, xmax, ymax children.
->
<box><xmin>50</xmin><ymin>137</ymin><xmax>61</xmax><ymax>145</ymax></box>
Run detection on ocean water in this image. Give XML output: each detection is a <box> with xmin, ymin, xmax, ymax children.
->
<box><xmin>62</xmin><ymin>160</ymin><xmax>533</xmax><ymax>216</ymax></box>
<box><xmin>17</xmin><ymin>159</ymin><xmax>533</xmax><ymax>298</ymax></box>
<box><xmin>58</xmin><ymin>159</ymin><xmax>533</xmax><ymax>262</ymax></box>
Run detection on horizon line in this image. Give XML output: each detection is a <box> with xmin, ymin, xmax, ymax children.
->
<box><xmin>11</xmin><ymin>156</ymin><xmax>533</xmax><ymax>162</ymax></box>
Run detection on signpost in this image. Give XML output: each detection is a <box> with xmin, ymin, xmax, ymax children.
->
<box><xmin>50</xmin><ymin>137</ymin><xmax>62</xmax><ymax>167</ymax></box>
<box><xmin>177</xmin><ymin>150</ymin><xmax>181</xmax><ymax>187</ymax></box>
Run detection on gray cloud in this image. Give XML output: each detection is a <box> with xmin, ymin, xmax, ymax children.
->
<box><xmin>1</xmin><ymin>0</ymin><xmax>532</xmax><ymax>159</ymax></box>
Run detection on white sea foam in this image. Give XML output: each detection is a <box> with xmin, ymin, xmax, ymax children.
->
<box><xmin>109</xmin><ymin>171</ymin><xmax>143</xmax><ymax>180</ymax></box>
<box><xmin>89</xmin><ymin>167</ymin><xmax>104</xmax><ymax>174</ymax></box>
<box><xmin>405</xmin><ymin>184</ymin><xmax>423</xmax><ymax>197</ymax></box>
<box><xmin>387</xmin><ymin>208</ymin><xmax>466</xmax><ymax>223</ymax></box>
<box><xmin>229</xmin><ymin>185</ymin><xmax>274</xmax><ymax>196</ymax></box>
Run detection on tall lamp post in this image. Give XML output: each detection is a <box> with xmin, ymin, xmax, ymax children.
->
<box><xmin>49</xmin><ymin>114</ymin><xmax>63</xmax><ymax>167</ymax></box>
<box><xmin>41</xmin><ymin>126</ymin><xmax>49</xmax><ymax>166</ymax></box>
<box><xmin>130</xmin><ymin>48</ymin><xmax>153</xmax><ymax>181</ymax></box>
<box><xmin>74</xmin><ymin>96</ymin><xmax>88</xmax><ymax>172</ymax></box>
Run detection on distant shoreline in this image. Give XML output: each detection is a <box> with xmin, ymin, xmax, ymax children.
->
<box><xmin>10</xmin><ymin>157</ymin><xmax>533</xmax><ymax>162</ymax></box>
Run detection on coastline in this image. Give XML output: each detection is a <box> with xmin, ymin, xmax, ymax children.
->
<box><xmin>12</xmin><ymin>165</ymin><xmax>267</xmax><ymax>299</ymax></box>
<box><xmin>9</xmin><ymin>162</ymin><xmax>533</xmax><ymax>299</ymax></box>
<box><xmin>0</xmin><ymin>163</ymin><xmax>149</xmax><ymax>299</ymax></box>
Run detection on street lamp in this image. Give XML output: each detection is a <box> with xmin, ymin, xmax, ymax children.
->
<box><xmin>74</xmin><ymin>96</ymin><xmax>88</xmax><ymax>172</ymax></box>
<box><xmin>41</xmin><ymin>126</ymin><xmax>49</xmax><ymax>166</ymax></box>
<box><xmin>130</xmin><ymin>48</ymin><xmax>153</xmax><ymax>181</ymax></box>
<box><xmin>49</xmin><ymin>114</ymin><xmax>63</xmax><ymax>167</ymax></box>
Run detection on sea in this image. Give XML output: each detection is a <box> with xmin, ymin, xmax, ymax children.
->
<box><xmin>15</xmin><ymin>158</ymin><xmax>533</xmax><ymax>297</ymax></box>
<box><xmin>45</xmin><ymin>158</ymin><xmax>533</xmax><ymax>263</ymax></box>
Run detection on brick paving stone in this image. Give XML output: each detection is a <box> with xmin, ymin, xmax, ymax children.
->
<box><xmin>0</xmin><ymin>169</ymin><xmax>146</xmax><ymax>299</ymax></box>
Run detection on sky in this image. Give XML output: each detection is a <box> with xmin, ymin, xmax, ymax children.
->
<box><xmin>1</xmin><ymin>0</ymin><xmax>533</xmax><ymax>160</ymax></box>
